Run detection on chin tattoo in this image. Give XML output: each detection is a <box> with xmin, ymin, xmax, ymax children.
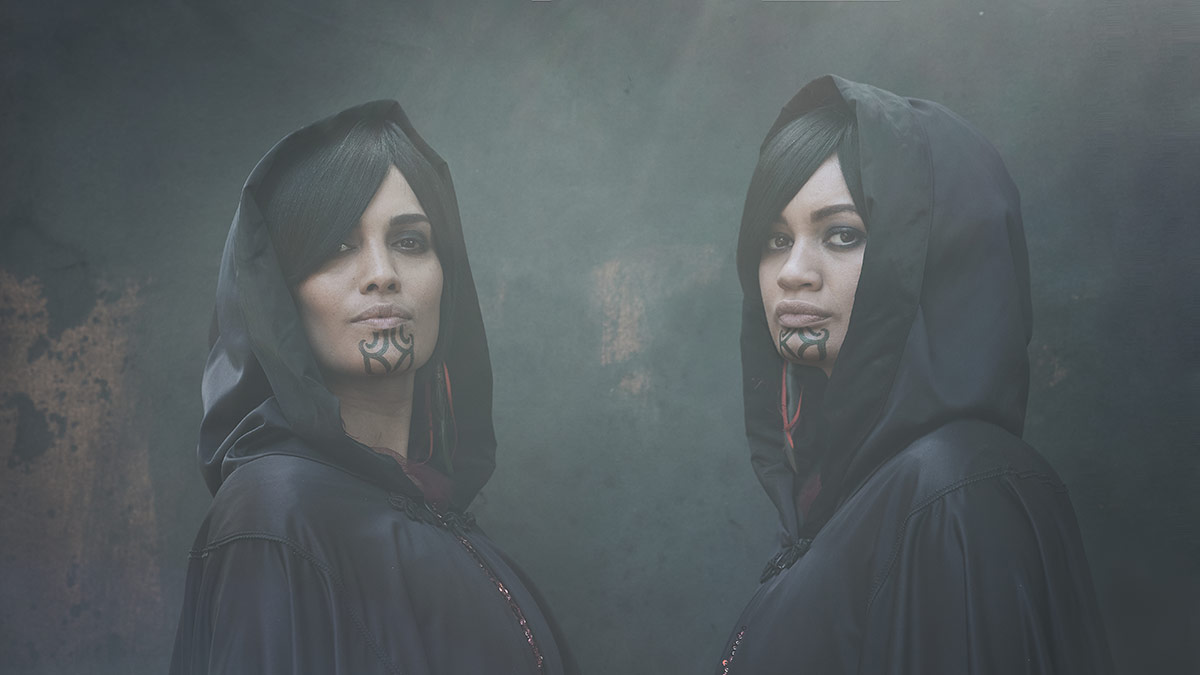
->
<box><xmin>359</xmin><ymin>326</ymin><xmax>416</xmax><ymax>374</ymax></box>
<box><xmin>779</xmin><ymin>327</ymin><xmax>829</xmax><ymax>362</ymax></box>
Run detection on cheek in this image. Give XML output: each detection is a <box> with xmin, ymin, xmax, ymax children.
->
<box><xmin>758</xmin><ymin>260</ymin><xmax>780</xmax><ymax>327</ymax></box>
<box><xmin>294</xmin><ymin>278</ymin><xmax>337</xmax><ymax>342</ymax></box>
<box><xmin>293</xmin><ymin>272</ymin><xmax>357</xmax><ymax>373</ymax></box>
<box><xmin>836</xmin><ymin>257</ymin><xmax>865</xmax><ymax>316</ymax></box>
<box><xmin>416</xmin><ymin>263</ymin><xmax>444</xmax><ymax>338</ymax></box>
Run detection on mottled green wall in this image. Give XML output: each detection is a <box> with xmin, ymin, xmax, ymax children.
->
<box><xmin>2</xmin><ymin>1</ymin><xmax>1197</xmax><ymax>673</ymax></box>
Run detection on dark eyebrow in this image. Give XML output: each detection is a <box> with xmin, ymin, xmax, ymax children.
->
<box><xmin>811</xmin><ymin>204</ymin><xmax>860</xmax><ymax>221</ymax></box>
<box><xmin>388</xmin><ymin>213</ymin><xmax>430</xmax><ymax>228</ymax></box>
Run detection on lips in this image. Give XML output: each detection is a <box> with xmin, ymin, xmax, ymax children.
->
<box><xmin>775</xmin><ymin>300</ymin><xmax>831</xmax><ymax>329</ymax></box>
<box><xmin>352</xmin><ymin>303</ymin><xmax>414</xmax><ymax>329</ymax></box>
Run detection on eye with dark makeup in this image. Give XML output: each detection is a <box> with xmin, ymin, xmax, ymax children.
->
<box><xmin>392</xmin><ymin>230</ymin><xmax>432</xmax><ymax>254</ymax></box>
<box><xmin>764</xmin><ymin>232</ymin><xmax>792</xmax><ymax>252</ymax></box>
<box><xmin>763</xmin><ymin>226</ymin><xmax>865</xmax><ymax>254</ymax></box>
<box><xmin>824</xmin><ymin>225</ymin><xmax>866</xmax><ymax>250</ymax></box>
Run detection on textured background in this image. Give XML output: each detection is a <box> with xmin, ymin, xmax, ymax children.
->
<box><xmin>2</xmin><ymin>1</ymin><xmax>1198</xmax><ymax>673</ymax></box>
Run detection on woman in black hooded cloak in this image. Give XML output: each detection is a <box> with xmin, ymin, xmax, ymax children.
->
<box><xmin>169</xmin><ymin>101</ymin><xmax>575</xmax><ymax>675</ymax></box>
<box><xmin>713</xmin><ymin>76</ymin><xmax>1113</xmax><ymax>673</ymax></box>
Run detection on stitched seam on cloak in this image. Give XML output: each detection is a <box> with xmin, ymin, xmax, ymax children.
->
<box><xmin>864</xmin><ymin>467</ymin><xmax>1061</xmax><ymax>614</ymax></box>
<box><xmin>193</xmin><ymin>532</ymin><xmax>402</xmax><ymax>675</ymax></box>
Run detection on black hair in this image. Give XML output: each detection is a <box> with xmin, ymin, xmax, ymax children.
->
<box><xmin>736</xmin><ymin>104</ymin><xmax>865</xmax><ymax>295</ymax></box>
<box><xmin>258</xmin><ymin>118</ymin><xmax>460</xmax><ymax>473</ymax></box>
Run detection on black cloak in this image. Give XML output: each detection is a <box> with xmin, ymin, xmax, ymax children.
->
<box><xmin>170</xmin><ymin>101</ymin><xmax>575</xmax><ymax>675</ymax></box>
<box><xmin>714</xmin><ymin>76</ymin><xmax>1113</xmax><ymax>674</ymax></box>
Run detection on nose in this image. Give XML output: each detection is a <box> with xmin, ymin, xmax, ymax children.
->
<box><xmin>359</xmin><ymin>241</ymin><xmax>400</xmax><ymax>294</ymax></box>
<box><xmin>776</xmin><ymin>240</ymin><xmax>822</xmax><ymax>291</ymax></box>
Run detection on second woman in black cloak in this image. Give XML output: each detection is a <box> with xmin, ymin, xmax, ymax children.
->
<box><xmin>170</xmin><ymin>101</ymin><xmax>575</xmax><ymax>674</ymax></box>
<box><xmin>713</xmin><ymin>76</ymin><xmax>1113</xmax><ymax>673</ymax></box>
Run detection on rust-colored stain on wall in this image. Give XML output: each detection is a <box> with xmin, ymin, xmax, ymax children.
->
<box><xmin>592</xmin><ymin>243</ymin><xmax>722</xmax><ymax>372</ymax></box>
<box><xmin>0</xmin><ymin>269</ymin><xmax>165</xmax><ymax>670</ymax></box>
<box><xmin>618</xmin><ymin>369</ymin><xmax>650</xmax><ymax>396</ymax></box>
<box><xmin>594</xmin><ymin>259</ymin><xmax>648</xmax><ymax>366</ymax></box>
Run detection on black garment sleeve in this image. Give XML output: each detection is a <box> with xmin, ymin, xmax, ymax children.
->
<box><xmin>170</xmin><ymin>537</ymin><xmax>403</xmax><ymax>675</ymax></box>
<box><xmin>859</xmin><ymin>472</ymin><xmax>1114</xmax><ymax>675</ymax></box>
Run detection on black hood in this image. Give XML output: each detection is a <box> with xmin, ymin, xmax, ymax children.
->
<box><xmin>198</xmin><ymin>100</ymin><xmax>496</xmax><ymax>509</ymax></box>
<box><xmin>739</xmin><ymin>75</ymin><xmax>1032</xmax><ymax>539</ymax></box>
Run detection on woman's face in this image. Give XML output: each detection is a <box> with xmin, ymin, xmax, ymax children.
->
<box><xmin>295</xmin><ymin>166</ymin><xmax>443</xmax><ymax>382</ymax></box>
<box><xmin>758</xmin><ymin>155</ymin><xmax>866</xmax><ymax>377</ymax></box>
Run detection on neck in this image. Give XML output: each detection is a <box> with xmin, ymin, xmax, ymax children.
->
<box><xmin>325</xmin><ymin>370</ymin><xmax>417</xmax><ymax>460</ymax></box>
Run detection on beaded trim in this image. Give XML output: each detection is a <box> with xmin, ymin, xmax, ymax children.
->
<box><xmin>387</xmin><ymin>493</ymin><xmax>476</xmax><ymax>534</ymax></box>
<box><xmin>454</xmin><ymin>532</ymin><xmax>546</xmax><ymax>673</ymax></box>
<box><xmin>720</xmin><ymin>626</ymin><xmax>747</xmax><ymax>674</ymax></box>
<box><xmin>388</xmin><ymin>493</ymin><xmax>545</xmax><ymax>672</ymax></box>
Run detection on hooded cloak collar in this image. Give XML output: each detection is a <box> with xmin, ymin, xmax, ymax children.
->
<box><xmin>739</xmin><ymin>75</ymin><xmax>1032</xmax><ymax>540</ymax></box>
<box><xmin>198</xmin><ymin>100</ymin><xmax>497</xmax><ymax>510</ymax></box>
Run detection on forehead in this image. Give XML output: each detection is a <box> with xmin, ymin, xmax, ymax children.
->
<box><xmin>360</xmin><ymin>166</ymin><xmax>427</xmax><ymax>226</ymax></box>
<box><xmin>778</xmin><ymin>156</ymin><xmax>854</xmax><ymax>222</ymax></box>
